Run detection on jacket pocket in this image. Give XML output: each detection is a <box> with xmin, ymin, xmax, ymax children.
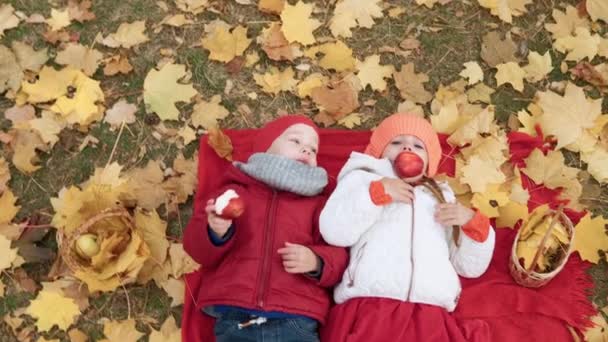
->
<box><xmin>346</xmin><ymin>242</ymin><xmax>367</xmax><ymax>287</ymax></box>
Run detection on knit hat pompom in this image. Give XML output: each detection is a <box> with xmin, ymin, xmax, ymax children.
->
<box><xmin>252</xmin><ymin>115</ymin><xmax>320</xmax><ymax>153</ymax></box>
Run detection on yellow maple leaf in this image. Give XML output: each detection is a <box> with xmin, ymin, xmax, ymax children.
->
<box><xmin>0</xmin><ymin>234</ymin><xmax>18</xmax><ymax>271</ymax></box>
<box><xmin>143</xmin><ymin>63</ymin><xmax>198</xmax><ymax>121</ymax></box>
<box><xmin>191</xmin><ymin>95</ymin><xmax>229</xmax><ymax>129</ymax></box>
<box><xmin>253</xmin><ymin>66</ymin><xmax>298</xmax><ymax>95</ymax></box>
<box><xmin>330</xmin><ymin>0</ymin><xmax>382</xmax><ymax>38</ymax></box>
<box><xmin>280</xmin><ymin>1</ymin><xmax>320</xmax><ymax>46</ymax></box>
<box><xmin>478</xmin><ymin>0</ymin><xmax>532</xmax><ymax>23</ymax></box>
<box><xmin>466</xmin><ymin>83</ymin><xmax>495</xmax><ymax>104</ymax></box>
<box><xmin>460</xmin><ymin>133</ymin><xmax>508</xmax><ymax>167</ymax></box>
<box><xmin>149</xmin><ymin>316</ymin><xmax>181</xmax><ymax>342</ymax></box>
<box><xmin>587</xmin><ymin>0</ymin><xmax>608</xmax><ymax>23</ymax></box>
<box><xmin>25</xmin><ymin>290</ymin><xmax>80</xmax><ymax>332</ymax></box>
<box><xmin>201</xmin><ymin>23</ymin><xmax>251</xmax><ymax>62</ymax></box>
<box><xmin>168</xmin><ymin>243</ymin><xmax>200</xmax><ymax>278</ymax></box>
<box><xmin>497</xmin><ymin>200</ymin><xmax>529</xmax><ymax>228</ymax></box>
<box><xmin>523</xmin><ymin>51</ymin><xmax>553</xmax><ymax>82</ymax></box>
<box><xmin>554</xmin><ymin>27</ymin><xmax>600</xmax><ymax>61</ymax></box>
<box><xmin>175</xmin><ymin>0</ymin><xmax>208</xmax><ymax>14</ymax></box>
<box><xmin>50</xmin><ymin>70</ymin><xmax>105</xmax><ymax>127</ymax></box>
<box><xmin>537</xmin><ymin>82</ymin><xmax>601</xmax><ymax>149</ymax></box>
<box><xmin>28</xmin><ymin>111</ymin><xmax>64</xmax><ymax>147</ymax></box>
<box><xmin>338</xmin><ymin>113</ymin><xmax>362</xmax><ymax>129</ymax></box>
<box><xmin>581</xmin><ymin>148</ymin><xmax>608</xmax><ymax>184</ymax></box>
<box><xmin>134</xmin><ymin>208</ymin><xmax>169</xmax><ymax>282</ymax></box>
<box><xmin>55</xmin><ymin>43</ymin><xmax>103</xmax><ymax>76</ymax></box>
<box><xmin>0</xmin><ymin>157</ymin><xmax>9</xmax><ymax>194</ymax></box>
<box><xmin>448</xmin><ymin>106</ymin><xmax>495</xmax><ymax>146</ymax></box>
<box><xmin>0</xmin><ymin>45</ymin><xmax>23</xmax><ymax>94</ymax></box>
<box><xmin>122</xmin><ymin>161</ymin><xmax>166</xmax><ymax>210</ymax></box>
<box><xmin>160</xmin><ymin>277</ymin><xmax>185</xmax><ymax>307</ymax></box>
<box><xmin>393</xmin><ymin>63</ymin><xmax>433</xmax><ymax>104</ymax></box>
<box><xmin>297</xmin><ymin>73</ymin><xmax>328</xmax><ymax>99</ymax></box>
<box><xmin>259</xmin><ymin>0</ymin><xmax>285</xmax><ymax>14</ymax></box>
<box><xmin>460</xmin><ymin>155</ymin><xmax>506</xmax><ymax>193</ymax></box>
<box><xmin>11</xmin><ymin>128</ymin><xmax>46</xmax><ymax>173</ymax></box>
<box><xmin>545</xmin><ymin>5</ymin><xmax>589</xmax><ymax>40</ymax></box>
<box><xmin>305</xmin><ymin>40</ymin><xmax>356</xmax><ymax>72</ymax></box>
<box><xmin>47</xmin><ymin>8</ymin><xmax>71</xmax><ymax>32</ymax></box>
<box><xmin>522</xmin><ymin>149</ymin><xmax>579</xmax><ymax>190</ymax></box>
<box><xmin>459</xmin><ymin>61</ymin><xmax>484</xmax><ymax>85</ymax></box>
<box><xmin>355</xmin><ymin>55</ymin><xmax>394</xmax><ymax>91</ymax></box>
<box><xmin>11</xmin><ymin>41</ymin><xmax>48</xmax><ymax>72</ymax></box>
<box><xmin>102</xmin><ymin>21</ymin><xmax>149</xmax><ymax>48</ymax></box>
<box><xmin>471</xmin><ymin>184</ymin><xmax>510</xmax><ymax>217</ymax></box>
<box><xmin>431</xmin><ymin>102</ymin><xmax>463</xmax><ymax>134</ymax></box>
<box><xmin>100</xmin><ymin>319</ymin><xmax>144</xmax><ymax>342</ymax></box>
<box><xmin>495</xmin><ymin>62</ymin><xmax>525</xmax><ymax>92</ymax></box>
<box><xmin>573</xmin><ymin>213</ymin><xmax>608</xmax><ymax>264</ymax></box>
<box><xmin>516</xmin><ymin>109</ymin><xmax>537</xmax><ymax>135</ymax></box>
<box><xmin>0</xmin><ymin>189</ymin><xmax>20</xmax><ymax>224</ymax></box>
<box><xmin>20</xmin><ymin>66</ymin><xmax>80</xmax><ymax>104</ymax></box>
<box><xmin>0</xmin><ymin>4</ymin><xmax>21</xmax><ymax>37</ymax></box>
<box><xmin>583</xmin><ymin>311</ymin><xmax>608</xmax><ymax>341</ymax></box>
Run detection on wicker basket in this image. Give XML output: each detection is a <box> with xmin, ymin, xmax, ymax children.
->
<box><xmin>509</xmin><ymin>207</ymin><xmax>574</xmax><ymax>288</ymax></box>
<box><xmin>56</xmin><ymin>207</ymin><xmax>136</xmax><ymax>272</ymax></box>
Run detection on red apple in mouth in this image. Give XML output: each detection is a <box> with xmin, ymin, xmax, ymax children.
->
<box><xmin>215</xmin><ymin>189</ymin><xmax>245</xmax><ymax>219</ymax></box>
<box><xmin>395</xmin><ymin>151</ymin><xmax>425</xmax><ymax>179</ymax></box>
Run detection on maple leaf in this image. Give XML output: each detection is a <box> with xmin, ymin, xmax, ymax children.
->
<box><xmin>50</xmin><ymin>69</ymin><xmax>105</xmax><ymax>127</ymax></box>
<box><xmin>47</xmin><ymin>9</ymin><xmax>71</xmax><ymax>32</ymax></box>
<box><xmin>466</xmin><ymin>83</ymin><xmax>495</xmax><ymax>104</ymax></box>
<box><xmin>10</xmin><ymin>129</ymin><xmax>46</xmax><ymax>173</ymax></box>
<box><xmin>0</xmin><ymin>234</ymin><xmax>18</xmax><ymax>271</ymax></box>
<box><xmin>460</xmin><ymin>155</ymin><xmax>506</xmax><ymax>193</ymax></box>
<box><xmin>104</xmin><ymin>99</ymin><xmax>137</xmax><ymax>128</ymax></box>
<box><xmin>471</xmin><ymin>184</ymin><xmax>510</xmax><ymax>217</ymax></box>
<box><xmin>103</xmin><ymin>54</ymin><xmax>133</xmax><ymax>76</ymax></box>
<box><xmin>430</xmin><ymin>102</ymin><xmax>466</xmax><ymax>134</ymax></box>
<box><xmin>168</xmin><ymin>242</ymin><xmax>200</xmax><ymax>278</ymax></box>
<box><xmin>297</xmin><ymin>73</ymin><xmax>328</xmax><ymax>99</ymax></box>
<box><xmin>55</xmin><ymin>43</ymin><xmax>103</xmax><ymax>76</ymax></box>
<box><xmin>0</xmin><ymin>4</ymin><xmax>21</xmax><ymax>37</ymax></box>
<box><xmin>11</xmin><ymin>41</ymin><xmax>48</xmax><ymax>72</ymax></box>
<box><xmin>191</xmin><ymin>95</ymin><xmax>229</xmax><ymax>129</ymax></box>
<box><xmin>20</xmin><ymin>66</ymin><xmax>79</xmax><ymax>103</ymax></box>
<box><xmin>253</xmin><ymin>66</ymin><xmax>298</xmax><ymax>95</ymax></box>
<box><xmin>102</xmin><ymin>21</ymin><xmax>149</xmax><ymax>48</ymax></box>
<box><xmin>497</xmin><ymin>200</ymin><xmax>529</xmax><ymax>228</ymax></box>
<box><xmin>330</xmin><ymin>0</ymin><xmax>382</xmax><ymax>38</ymax></box>
<box><xmin>208</xmin><ymin>127</ymin><xmax>233</xmax><ymax>161</ymax></box>
<box><xmin>393</xmin><ymin>63</ymin><xmax>433</xmax><ymax>104</ymax></box>
<box><xmin>397</xmin><ymin>100</ymin><xmax>425</xmax><ymax>116</ymax></box>
<box><xmin>495</xmin><ymin>61</ymin><xmax>525</xmax><ymax>92</ymax></box>
<box><xmin>259</xmin><ymin>0</ymin><xmax>285</xmax><ymax>14</ymax></box>
<box><xmin>523</xmin><ymin>51</ymin><xmax>553</xmax><ymax>82</ymax></box>
<box><xmin>587</xmin><ymin>0</ymin><xmax>608</xmax><ymax>23</ymax></box>
<box><xmin>536</xmin><ymin>82</ymin><xmax>601</xmax><ymax>149</ymax></box>
<box><xmin>573</xmin><ymin>213</ymin><xmax>608</xmax><ymax>264</ymax></box>
<box><xmin>448</xmin><ymin>106</ymin><xmax>495</xmax><ymax>146</ymax></box>
<box><xmin>143</xmin><ymin>63</ymin><xmax>198</xmax><ymax>121</ymax></box>
<box><xmin>25</xmin><ymin>290</ymin><xmax>80</xmax><ymax>332</ymax></box>
<box><xmin>480</xmin><ymin>31</ymin><xmax>518</xmax><ymax>67</ymax></box>
<box><xmin>0</xmin><ymin>157</ymin><xmax>10</xmax><ymax>194</ymax></box>
<box><xmin>134</xmin><ymin>208</ymin><xmax>170</xmax><ymax>282</ymax></box>
<box><xmin>178</xmin><ymin>125</ymin><xmax>197</xmax><ymax>145</ymax></box>
<box><xmin>478</xmin><ymin>0</ymin><xmax>532</xmax><ymax>23</ymax></box>
<box><xmin>355</xmin><ymin>55</ymin><xmax>394</xmax><ymax>91</ymax></box>
<box><xmin>0</xmin><ymin>45</ymin><xmax>23</xmax><ymax>94</ymax></box>
<box><xmin>260</xmin><ymin>23</ymin><xmax>301</xmax><ymax>62</ymax></box>
<box><xmin>67</xmin><ymin>0</ymin><xmax>95</xmax><ymax>23</ymax></box>
<box><xmin>459</xmin><ymin>61</ymin><xmax>484</xmax><ymax>85</ymax></box>
<box><xmin>522</xmin><ymin>149</ymin><xmax>579</xmax><ymax>191</ymax></box>
<box><xmin>581</xmin><ymin>148</ymin><xmax>608</xmax><ymax>184</ymax></box>
<box><xmin>545</xmin><ymin>5</ymin><xmax>589</xmax><ymax>40</ymax></box>
<box><xmin>175</xmin><ymin>0</ymin><xmax>208</xmax><ymax>14</ymax></box>
<box><xmin>338</xmin><ymin>113</ymin><xmax>363</xmax><ymax>129</ymax></box>
<box><xmin>280</xmin><ymin>1</ymin><xmax>321</xmax><ymax>46</ymax></box>
<box><xmin>305</xmin><ymin>40</ymin><xmax>356</xmax><ymax>72</ymax></box>
<box><xmin>150</xmin><ymin>316</ymin><xmax>181</xmax><ymax>342</ymax></box>
<box><xmin>160</xmin><ymin>277</ymin><xmax>184</xmax><ymax>307</ymax></box>
<box><xmin>121</xmin><ymin>160</ymin><xmax>166</xmax><ymax>210</ymax></box>
<box><xmin>28</xmin><ymin>111</ymin><xmax>64</xmax><ymax>146</ymax></box>
<box><xmin>554</xmin><ymin>27</ymin><xmax>600</xmax><ymax>61</ymax></box>
<box><xmin>311</xmin><ymin>74</ymin><xmax>360</xmax><ymax>122</ymax></box>
<box><xmin>161</xmin><ymin>153</ymin><xmax>198</xmax><ymax>209</ymax></box>
<box><xmin>100</xmin><ymin>319</ymin><xmax>144</xmax><ymax>342</ymax></box>
<box><xmin>202</xmin><ymin>22</ymin><xmax>251</xmax><ymax>63</ymax></box>
<box><xmin>68</xmin><ymin>328</ymin><xmax>88</xmax><ymax>342</ymax></box>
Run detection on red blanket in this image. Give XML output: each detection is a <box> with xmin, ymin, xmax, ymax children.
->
<box><xmin>182</xmin><ymin>129</ymin><xmax>594</xmax><ymax>342</ymax></box>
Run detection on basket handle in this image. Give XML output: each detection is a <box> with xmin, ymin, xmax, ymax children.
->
<box><xmin>526</xmin><ymin>204</ymin><xmax>564</xmax><ymax>273</ymax></box>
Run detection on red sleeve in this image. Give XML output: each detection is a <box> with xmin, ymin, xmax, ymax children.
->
<box><xmin>306</xmin><ymin>199</ymin><xmax>349</xmax><ymax>288</ymax></box>
<box><xmin>183</xmin><ymin>184</ymin><xmax>244</xmax><ymax>268</ymax></box>
<box><xmin>369</xmin><ymin>180</ymin><xmax>392</xmax><ymax>205</ymax></box>
<box><xmin>461</xmin><ymin>210</ymin><xmax>490</xmax><ymax>242</ymax></box>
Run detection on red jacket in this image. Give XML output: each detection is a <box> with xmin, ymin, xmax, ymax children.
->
<box><xmin>183</xmin><ymin>165</ymin><xmax>348</xmax><ymax>323</ymax></box>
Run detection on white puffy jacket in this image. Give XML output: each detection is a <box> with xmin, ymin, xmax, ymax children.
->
<box><xmin>320</xmin><ymin>152</ymin><xmax>495</xmax><ymax>312</ymax></box>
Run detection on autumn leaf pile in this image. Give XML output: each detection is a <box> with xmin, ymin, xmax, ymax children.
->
<box><xmin>1</xmin><ymin>0</ymin><xmax>608</xmax><ymax>340</ymax></box>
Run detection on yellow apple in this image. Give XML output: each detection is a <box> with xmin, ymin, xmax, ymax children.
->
<box><xmin>75</xmin><ymin>233</ymin><xmax>100</xmax><ymax>258</ymax></box>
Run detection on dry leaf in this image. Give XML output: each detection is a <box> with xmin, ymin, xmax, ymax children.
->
<box><xmin>545</xmin><ymin>5</ymin><xmax>589</xmax><ymax>40</ymax></box>
<box><xmin>201</xmin><ymin>22</ymin><xmax>251</xmax><ymax>63</ymax></box>
<box><xmin>191</xmin><ymin>95</ymin><xmax>229</xmax><ymax>129</ymax></box>
<box><xmin>47</xmin><ymin>9</ymin><xmax>71</xmax><ymax>32</ymax></box>
<box><xmin>0</xmin><ymin>234</ymin><xmax>18</xmax><ymax>271</ymax></box>
<box><xmin>581</xmin><ymin>148</ymin><xmax>608</xmax><ymax>184</ymax></box>
<box><xmin>55</xmin><ymin>43</ymin><xmax>103</xmax><ymax>76</ymax></box>
<box><xmin>330</xmin><ymin>0</ymin><xmax>382</xmax><ymax>38</ymax></box>
<box><xmin>260</xmin><ymin>23</ymin><xmax>301</xmax><ymax>61</ymax></box>
<box><xmin>67</xmin><ymin>0</ymin><xmax>95</xmax><ymax>23</ymax></box>
<box><xmin>0</xmin><ymin>157</ymin><xmax>10</xmax><ymax>194</ymax></box>
<box><xmin>10</xmin><ymin>129</ymin><xmax>45</xmax><ymax>173</ymax></box>
<box><xmin>554</xmin><ymin>27</ymin><xmax>600</xmax><ymax>61</ymax></box>
<box><xmin>104</xmin><ymin>100</ymin><xmax>137</xmax><ymax>127</ymax></box>
<box><xmin>103</xmin><ymin>54</ymin><xmax>133</xmax><ymax>76</ymax></box>
<box><xmin>480</xmin><ymin>31</ymin><xmax>518</xmax><ymax>67</ymax></box>
<box><xmin>68</xmin><ymin>328</ymin><xmax>89</xmax><ymax>342</ymax></box>
<box><xmin>522</xmin><ymin>149</ymin><xmax>579</xmax><ymax>190</ymax></box>
<box><xmin>168</xmin><ymin>243</ymin><xmax>200</xmax><ymax>278</ymax></box>
<box><xmin>311</xmin><ymin>74</ymin><xmax>360</xmax><ymax>121</ymax></box>
<box><xmin>149</xmin><ymin>315</ymin><xmax>181</xmax><ymax>342</ymax></box>
<box><xmin>523</xmin><ymin>51</ymin><xmax>553</xmax><ymax>82</ymax></box>
<box><xmin>305</xmin><ymin>40</ymin><xmax>356</xmax><ymax>72</ymax></box>
<box><xmin>280</xmin><ymin>1</ymin><xmax>320</xmax><ymax>46</ymax></box>
<box><xmin>573</xmin><ymin>213</ymin><xmax>608</xmax><ymax>264</ymax></box>
<box><xmin>477</xmin><ymin>0</ymin><xmax>532</xmax><ymax>23</ymax></box>
<box><xmin>495</xmin><ymin>62</ymin><xmax>525</xmax><ymax>92</ymax></box>
<box><xmin>143</xmin><ymin>63</ymin><xmax>198</xmax><ymax>121</ymax></box>
<box><xmin>0</xmin><ymin>4</ymin><xmax>21</xmax><ymax>37</ymax></box>
<box><xmin>254</xmin><ymin>66</ymin><xmax>298</xmax><ymax>95</ymax></box>
<box><xmin>587</xmin><ymin>0</ymin><xmax>608</xmax><ymax>23</ymax></box>
<box><xmin>355</xmin><ymin>54</ymin><xmax>394</xmax><ymax>91</ymax></box>
<box><xmin>393</xmin><ymin>63</ymin><xmax>433</xmax><ymax>104</ymax></box>
<box><xmin>466</xmin><ymin>83</ymin><xmax>495</xmax><ymax>104</ymax></box>
<box><xmin>102</xmin><ymin>21</ymin><xmax>149</xmax><ymax>48</ymax></box>
<box><xmin>0</xmin><ymin>45</ymin><xmax>23</xmax><ymax>94</ymax></box>
<box><xmin>297</xmin><ymin>73</ymin><xmax>328</xmax><ymax>99</ymax></box>
<box><xmin>337</xmin><ymin>113</ymin><xmax>362</xmax><ymax>129</ymax></box>
<box><xmin>5</xmin><ymin>104</ymin><xmax>35</xmax><ymax>124</ymax></box>
<box><xmin>29</xmin><ymin>111</ymin><xmax>64</xmax><ymax>146</ymax></box>
<box><xmin>259</xmin><ymin>0</ymin><xmax>285</xmax><ymax>14</ymax></box>
<box><xmin>11</xmin><ymin>41</ymin><xmax>48</xmax><ymax>72</ymax></box>
<box><xmin>208</xmin><ymin>127</ymin><xmax>233</xmax><ymax>161</ymax></box>
<box><xmin>471</xmin><ymin>184</ymin><xmax>509</xmax><ymax>218</ymax></box>
<box><xmin>460</xmin><ymin>155</ymin><xmax>506</xmax><ymax>193</ymax></box>
<box><xmin>160</xmin><ymin>277</ymin><xmax>184</xmax><ymax>307</ymax></box>
<box><xmin>25</xmin><ymin>290</ymin><xmax>80</xmax><ymax>332</ymax></box>
<box><xmin>122</xmin><ymin>160</ymin><xmax>166</xmax><ymax>210</ymax></box>
<box><xmin>100</xmin><ymin>319</ymin><xmax>144</xmax><ymax>342</ymax></box>
<box><xmin>459</xmin><ymin>61</ymin><xmax>484</xmax><ymax>85</ymax></box>
<box><xmin>175</xmin><ymin>0</ymin><xmax>208</xmax><ymax>14</ymax></box>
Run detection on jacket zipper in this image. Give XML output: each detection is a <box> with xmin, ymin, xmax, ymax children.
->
<box><xmin>346</xmin><ymin>242</ymin><xmax>367</xmax><ymax>287</ymax></box>
<box><xmin>405</xmin><ymin>202</ymin><xmax>415</xmax><ymax>301</ymax></box>
<box><xmin>257</xmin><ymin>189</ymin><xmax>278</xmax><ymax>308</ymax></box>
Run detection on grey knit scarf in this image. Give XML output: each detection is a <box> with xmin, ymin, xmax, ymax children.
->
<box><xmin>234</xmin><ymin>153</ymin><xmax>328</xmax><ymax>196</ymax></box>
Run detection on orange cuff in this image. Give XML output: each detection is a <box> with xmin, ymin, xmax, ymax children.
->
<box><xmin>461</xmin><ymin>211</ymin><xmax>490</xmax><ymax>242</ymax></box>
<box><xmin>369</xmin><ymin>180</ymin><xmax>393</xmax><ymax>206</ymax></box>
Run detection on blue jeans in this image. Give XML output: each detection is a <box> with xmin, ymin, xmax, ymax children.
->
<box><xmin>214</xmin><ymin>311</ymin><xmax>319</xmax><ymax>342</ymax></box>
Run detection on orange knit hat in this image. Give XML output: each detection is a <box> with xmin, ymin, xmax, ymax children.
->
<box><xmin>364</xmin><ymin>113</ymin><xmax>442</xmax><ymax>177</ymax></box>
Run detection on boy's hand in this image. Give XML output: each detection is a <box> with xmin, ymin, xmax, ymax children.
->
<box><xmin>206</xmin><ymin>199</ymin><xmax>233</xmax><ymax>237</ymax></box>
<box><xmin>380</xmin><ymin>177</ymin><xmax>415</xmax><ymax>204</ymax></box>
<box><xmin>434</xmin><ymin>203</ymin><xmax>474</xmax><ymax>227</ymax></box>
<box><xmin>277</xmin><ymin>242</ymin><xmax>319</xmax><ymax>274</ymax></box>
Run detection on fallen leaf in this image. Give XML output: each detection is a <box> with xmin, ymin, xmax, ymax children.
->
<box><xmin>259</xmin><ymin>0</ymin><xmax>285</xmax><ymax>14</ymax></box>
<box><xmin>554</xmin><ymin>27</ymin><xmax>600</xmax><ymax>61</ymax></box>
<box><xmin>587</xmin><ymin>0</ymin><xmax>608</xmax><ymax>23</ymax></box>
<box><xmin>175</xmin><ymin>0</ymin><xmax>208</xmax><ymax>14</ymax></box>
<box><xmin>11</xmin><ymin>41</ymin><xmax>48</xmax><ymax>72</ymax></box>
<box><xmin>260</xmin><ymin>23</ymin><xmax>301</xmax><ymax>61</ymax></box>
<box><xmin>0</xmin><ymin>45</ymin><xmax>23</xmax><ymax>94</ymax></box>
<box><xmin>104</xmin><ymin>100</ymin><xmax>137</xmax><ymax>127</ymax></box>
<box><xmin>11</xmin><ymin>129</ymin><xmax>45</xmax><ymax>173</ymax></box>
<box><xmin>573</xmin><ymin>213</ymin><xmax>608</xmax><ymax>264</ymax></box>
<box><xmin>25</xmin><ymin>290</ymin><xmax>80</xmax><ymax>332</ymax></box>
<box><xmin>55</xmin><ymin>43</ymin><xmax>103</xmax><ymax>76</ymax></box>
<box><xmin>393</xmin><ymin>63</ymin><xmax>433</xmax><ymax>104</ymax></box>
<box><xmin>522</xmin><ymin>149</ymin><xmax>579</xmax><ymax>190</ymax></box>
<box><xmin>149</xmin><ymin>315</ymin><xmax>181</xmax><ymax>342</ymax></box>
<box><xmin>337</xmin><ymin>113</ymin><xmax>362</xmax><ymax>129</ymax></box>
<box><xmin>460</xmin><ymin>155</ymin><xmax>507</xmax><ymax>193</ymax></box>
<box><xmin>497</xmin><ymin>200</ymin><xmax>529</xmax><ymax>228</ymax></box>
<box><xmin>297</xmin><ymin>73</ymin><xmax>328</xmax><ymax>98</ymax></box>
<box><xmin>466</xmin><ymin>83</ymin><xmax>495</xmax><ymax>103</ymax></box>
<box><xmin>201</xmin><ymin>21</ymin><xmax>251</xmax><ymax>63</ymax></box>
<box><xmin>523</xmin><ymin>51</ymin><xmax>553</xmax><ymax>82</ymax></box>
<box><xmin>160</xmin><ymin>14</ymin><xmax>193</xmax><ymax>27</ymax></box>
<box><xmin>0</xmin><ymin>4</ymin><xmax>21</xmax><ymax>37</ymax></box>
<box><xmin>581</xmin><ymin>148</ymin><xmax>608</xmax><ymax>184</ymax></box>
<box><xmin>168</xmin><ymin>243</ymin><xmax>200</xmax><ymax>278</ymax></box>
<box><xmin>471</xmin><ymin>184</ymin><xmax>510</xmax><ymax>217</ymax></box>
<box><xmin>47</xmin><ymin>9</ymin><xmax>71</xmax><ymax>32</ymax></box>
<box><xmin>0</xmin><ymin>234</ymin><xmax>18</xmax><ymax>271</ymax></box>
<box><xmin>311</xmin><ymin>74</ymin><xmax>360</xmax><ymax>121</ymax></box>
<box><xmin>330</xmin><ymin>0</ymin><xmax>382</xmax><ymax>38</ymax></box>
<box><xmin>0</xmin><ymin>157</ymin><xmax>10</xmax><ymax>193</ymax></box>
<box><xmin>102</xmin><ymin>21</ymin><xmax>149</xmax><ymax>48</ymax></box>
<box><xmin>208</xmin><ymin>127</ymin><xmax>233</xmax><ymax>161</ymax></box>
<box><xmin>397</xmin><ymin>100</ymin><xmax>425</xmax><ymax>116</ymax></box>
<box><xmin>143</xmin><ymin>63</ymin><xmax>198</xmax><ymax>121</ymax></box>
<box><xmin>103</xmin><ymin>54</ymin><xmax>133</xmax><ymax>76</ymax></box>
<box><xmin>495</xmin><ymin>61</ymin><xmax>525</xmax><ymax>92</ymax></box>
<box><xmin>29</xmin><ymin>111</ymin><xmax>64</xmax><ymax>146</ymax></box>
<box><xmin>355</xmin><ymin>54</ymin><xmax>394</xmax><ymax>91</ymax></box>
<box><xmin>191</xmin><ymin>95</ymin><xmax>229</xmax><ymax>129</ymax></box>
<box><xmin>459</xmin><ymin>61</ymin><xmax>484</xmax><ymax>85</ymax></box>
<box><xmin>100</xmin><ymin>319</ymin><xmax>144</xmax><ymax>342</ymax></box>
<box><xmin>480</xmin><ymin>31</ymin><xmax>518</xmax><ymax>67</ymax></box>
<box><xmin>178</xmin><ymin>125</ymin><xmax>197</xmax><ymax>145</ymax></box>
<box><xmin>570</xmin><ymin>61</ymin><xmax>608</xmax><ymax>91</ymax></box>
<box><xmin>68</xmin><ymin>328</ymin><xmax>89</xmax><ymax>342</ymax></box>
<box><xmin>160</xmin><ymin>277</ymin><xmax>184</xmax><ymax>307</ymax></box>
<box><xmin>545</xmin><ymin>5</ymin><xmax>589</xmax><ymax>40</ymax></box>
<box><xmin>5</xmin><ymin>104</ymin><xmax>35</xmax><ymax>125</ymax></box>
<box><xmin>253</xmin><ymin>66</ymin><xmax>298</xmax><ymax>95</ymax></box>
<box><xmin>122</xmin><ymin>160</ymin><xmax>166</xmax><ymax>210</ymax></box>
<box><xmin>448</xmin><ymin>106</ymin><xmax>495</xmax><ymax>146</ymax></box>
<box><xmin>67</xmin><ymin>0</ymin><xmax>95</xmax><ymax>23</ymax></box>
<box><xmin>305</xmin><ymin>40</ymin><xmax>356</xmax><ymax>72</ymax></box>
<box><xmin>477</xmin><ymin>0</ymin><xmax>532</xmax><ymax>23</ymax></box>
<box><xmin>280</xmin><ymin>1</ymin><xmax>321</xmax><ymax>46</ymax></box>
<box><xmin>48</xmin><ymin>69</ymin><xmax>105</xmax><ymax>127</ymax></box>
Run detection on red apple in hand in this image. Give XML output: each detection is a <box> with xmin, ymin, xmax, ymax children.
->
<box><xmin>215</xmin><ymin>189</ymin><xmax>245</xmax><ymax>219</ymax></box>
<box><xmin>395</xmin><ymin>151</ymin><xmax>425</xmax><ymax>179</ymax></box>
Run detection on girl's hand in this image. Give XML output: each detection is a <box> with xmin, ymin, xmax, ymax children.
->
<box><xmin>434</xmin><ymin>203</ymin><xmax>474</xmax><ymax>227</ymax></box>
<box><xmin>277</xmin><ymin>242</ymin><xmax>319</xmax><ymax>274</ymax></box>
<box><xmin>380</xmin><ymin>178</ymin><xmax>415</xmax><ymax>204</ymax></box>
<box><xmin>206</xmin><ymin>199</ymin><xmax>233</xmax><ymax>237</ymax></box>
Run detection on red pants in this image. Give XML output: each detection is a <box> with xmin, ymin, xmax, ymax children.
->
<box><xmin>320</xmin><ymin>298</ymin><xmax>490</xmax><ymax>342</ymax></box>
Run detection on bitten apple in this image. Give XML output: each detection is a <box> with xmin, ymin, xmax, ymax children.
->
<box><xmin>75</xmin><ymin>233</ymin><xmax>100</xmax><ymax>259</ymax></box>
<box><xmin>215</xmin><ymin>189</ymin><xmax>245</xmax><ymax>219</ymax></box>
<box><xmin>395</xmin><ymin>151</ymin><xmax>425</xmax><ymax>179</ymax></box>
